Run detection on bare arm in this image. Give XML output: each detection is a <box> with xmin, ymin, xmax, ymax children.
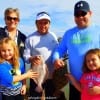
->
<box><xmin>13</xmin><ymin>69</ymin><xmax>38</xmax><ymax>82</ymax></box>
<box><xmin>66</xmin><ymin>73</ymin><xmax>81</xmax><ymax>92</ymax></box>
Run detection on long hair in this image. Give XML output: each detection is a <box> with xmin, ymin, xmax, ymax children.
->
<box><xmin>0</xmin><ymin>37</ymin><xmax>19</xmax><ymax>69</ymax></box>
<box><xmin>82</xmin><ymin>48</ymin><xmax>100</xmax><ymax>73</ymax></box>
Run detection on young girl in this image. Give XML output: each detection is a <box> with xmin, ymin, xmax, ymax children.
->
<box><xmin>66</xmin><ymin>48</ymin><xmax>100</xmax><ymax>100</ymax></box>
<box><xmin>0</xmin><ymin>37</ymin><xmax>38</xmax><ymax>100</ymax></box>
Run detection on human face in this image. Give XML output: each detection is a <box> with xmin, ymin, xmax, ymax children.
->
<box><xmin>5</xmin><ymin>12</ymin><xmax>19</xmax><ymax>30</ymax></box>
<box><xmin>36</xmin><ymin>19</ymin><xmax>50</xmax><ymax>34</ymax></box>
<box><xmin>74</xmin><ymin>11</ymin><xmax>92</xmax><ymax>28</ymax></box>
<box><xmin>0</xmin><ymin>43</ymin><xmax>14</xmax><ymax>62</ymax></box>
<box><xmin>86</xmin><ymin>53</ymin><xmax>100</xmax><ymax>71</ymax></box>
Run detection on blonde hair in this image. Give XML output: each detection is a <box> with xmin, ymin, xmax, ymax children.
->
<box><xmin>82</xmin><ymin>48</ymin><xmax>100</xmax><ymax>73</ymax></box>
<box><xmin>4</xmin><ymin>7</ymin><xmax>20</xmax><ymax>20</ymax></box>
<box><xmin>0</xmin><ymin>37</ymin><xmax>19</xmax><ymax>69</ymax></box>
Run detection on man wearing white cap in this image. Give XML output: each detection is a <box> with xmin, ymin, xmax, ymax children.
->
<box><xmin>24</xmin><ymin>11</ymin><xmax>58</xmax><ymax>99</ymax></box>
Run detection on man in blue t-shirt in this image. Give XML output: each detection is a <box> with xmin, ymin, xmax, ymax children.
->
<box><xmin>53</xmin><ymin>1</ymin><xmax>100</xmax><ymax>100</ymax></box>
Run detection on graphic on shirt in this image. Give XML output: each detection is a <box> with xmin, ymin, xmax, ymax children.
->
<box><xmin>72</xmin><ymin>33</ymin><xmax>92</xmax><ymax>44</ymax></box>
<box><xmin>10</xmin><ymin>69</ymin><xmax>21</xmax><ymax>85</ymax></box>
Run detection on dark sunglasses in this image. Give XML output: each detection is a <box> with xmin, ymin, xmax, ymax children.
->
<box><xmin>6</xmin><ymin>16</ymin><xmax>19</xmax><ymax>21</ymax></box>
<box><xmin>75</xmin><ymin>11</ymin><xmax>87</xmax><ymax>17</ymax></box>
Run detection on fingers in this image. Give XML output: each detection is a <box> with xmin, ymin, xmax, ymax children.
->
<box><xmin>31</xmin><ymin>55</ymin><xmax>42</xmax><ymax>66</ymax></box>
<box><xmin>54</xmin><ymin>59</ymin><xmax>65</xmax><ymax>70</ymax></box>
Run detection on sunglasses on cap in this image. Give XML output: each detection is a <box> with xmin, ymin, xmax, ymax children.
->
<box><xmin>75</xmin><ymin>11</ymin><xmax>87</xmax><ymax>17</ymax></box>
<box><xmin>6</xmin><ymin>16</ymin><xmax>19</xmax><ymax>21</ymax></box>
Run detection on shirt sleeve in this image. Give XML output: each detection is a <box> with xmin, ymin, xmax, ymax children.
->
<box><xmin>52</xmin><ymin>33</ymin><xmax>68</xmax><ymax>63</ymax></box>
<box><xmin>0</xmin><ymin>64</ymin><xmax>13</xmax><ymax>85</ymax></box>
<box><xmin>23</xmin><ymin>38</ymin><xmax>31</xmax><ymax>63</ymax></box>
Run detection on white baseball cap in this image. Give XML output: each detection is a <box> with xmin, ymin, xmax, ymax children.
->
<box><xmin>36</xmin><ymin>12</ymin><xmax>51</xmax><ymax>21</ymax></box>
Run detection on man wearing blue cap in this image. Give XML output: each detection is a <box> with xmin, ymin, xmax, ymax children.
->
<box><xmin>53</xmin><ymin>1</ymin><xmax>100</xmax><ymax>100</ymax></box>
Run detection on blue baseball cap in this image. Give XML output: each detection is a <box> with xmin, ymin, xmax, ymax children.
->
<box><xmin>74</xmin><ymin>1</ymin><xmax>90</xmax><ymax>15</ymax></box>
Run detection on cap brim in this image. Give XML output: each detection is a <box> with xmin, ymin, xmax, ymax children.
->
<box><xmin>36</xmin><ymin>14</ymin><xmax>51</xmax><ymax>21</ymax></box>
<box><xmin>74</xmin><ymin>9</ymin><xmax>89</xmax><ymax>15</ymax></box>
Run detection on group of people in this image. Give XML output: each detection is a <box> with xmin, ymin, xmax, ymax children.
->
<box><xmin>0</xmin><ymin>0</ymin><xmax>100</xmax><ymax>100</ymax></box>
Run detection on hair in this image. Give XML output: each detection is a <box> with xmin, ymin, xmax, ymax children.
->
<box><xmin>36</xmin><ymin>11</ymin><xmax>50</xmax><ymax>16</ymax></box>
<box><xmin>4</xmin><ymin>7</ymin><xmax>20</xmax><ymax>20</ymax></box>
<box><xmin>82</xmin><ymin>48</ymin><xmax>100</xmax><ymax>73</ymax></box>
<box><xmin>0</xmin><ymin>37</ymin><xmax>19</xmax><ymax>69</ymax></box>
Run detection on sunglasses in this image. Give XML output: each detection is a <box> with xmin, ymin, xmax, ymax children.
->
<box><xmin>75</xmin><ymin>11</ymin><xmax>87</xmax><ymax>17</ymax></box>
<box><xmin>6</xmin><ymin>16</ymin><xmax>19</xmax><ymax>21</ymax></box>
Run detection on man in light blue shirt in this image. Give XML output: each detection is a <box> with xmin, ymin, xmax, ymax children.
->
<box><xmin>53</xmin><ymin>1</ymin><xmax>100</xmax><ymax>100</ymax></box>
<box><xmin>24</xmin><ymin>11</ymin><xmax>58</xmax><ymax>99</ymax></box>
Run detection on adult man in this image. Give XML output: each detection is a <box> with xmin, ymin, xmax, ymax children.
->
<box><xmin>24</xmin><ymin>11</ymin><xmax>58</xmax><ymax>99</ymax></box>
<box><xmin>53</xmin><ymin>1</ymin><xmax>100</xmax><ymax>100</ymax></box>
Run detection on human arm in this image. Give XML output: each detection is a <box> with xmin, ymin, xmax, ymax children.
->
<box><xmin>52</xmin><ymin>34</ymin><xmax>68</xmax><ymax>69</ymax></box>
<box><xmin>66</xmin><ymin>73</ymin><xmax>81</xmax><ymax>92</ymax></box>
<box><xmin>13</xmin><ymin>69</ymin><xmax>38</xmax><ymax>82</ymax></box>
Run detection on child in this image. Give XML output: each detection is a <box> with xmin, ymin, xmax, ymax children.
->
<box><xmin>0</xmin><ymin>37</ymin><xmax>38</xmax><ymax>100</ymax></box>
<box><xmin>66</xmin><ymin>48</ymin><xmax>100</xmax><ymax>100</ymax></box>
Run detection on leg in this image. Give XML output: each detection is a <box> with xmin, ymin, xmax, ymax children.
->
<box><xmin>0</xmin><ymin>93</ymin><xmax>2</xmax><ymax>100</ymax></box>
<box><xmin>43</xmin><ymin>79</ymin><xmax>56</xmax><ymax>99</ymax></box>
<box><xmin>15</xmin><ymin>94</ymin><xmax>24</xmax><ymax>100</ymax></box>
<box><xmin>2</xmin><ymin>95</ymin><xmax>14</xmax><ymax>100</ymax></box>
<box><xmin>29</xmin><ymin>79</ymin><xmax>42</xmax><ymax>100</ymax></box>
<box><xmin>69</xmin><ymin>84</ymin><xmax>81</xmax><ymax>100</ymax></box>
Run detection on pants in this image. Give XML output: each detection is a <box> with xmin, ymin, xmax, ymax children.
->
<box><xmin>29</xmin><ymin>79</ymin><xmax>56</xmax><ymax>100</ymax></box>
<box><xmin>69</xmin><ymin>84</ymin><xmax>81</xmax><ymax>100</ymax></box>
<box><xmin>0</xmin><ymin>93</ymin><xmax>2</xmax><ymax>100</ymax></box>
<box><xmin>2</xmin><ymin>94</ymin><xmax>24</xmax><ymax>100</ymax></box>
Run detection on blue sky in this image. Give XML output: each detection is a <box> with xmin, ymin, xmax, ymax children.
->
<box><xmin>0</xmin><ymin>0</ymin><xmax>100</xmax><ymax>37</ymax></box>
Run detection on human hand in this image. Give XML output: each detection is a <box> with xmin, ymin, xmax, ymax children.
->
<box><xmin>54</xmin><ymin>59</ymin><xmax>65</xmax><ymax>69</ymax></box>
<box><xmin>26</xmin><ymin>69</ymin><xmax>39</xmax><ymax>79</ymax></box>
<box><xmin>65</xmin><ymin>73</ymin><xmax>74</xmax><ymax>81</ymax></box>
<box><xmin>20</xmin><ymin>84</ymin><xmax>26</xmax><ymax>95</ymax></box>
<box><xmin>30</xmin><ymin>55</ymin><xmax>43</xmax><ymax>66</ymax></box>
<box><xmin>88</xmin><ymin>86</ymin><xmax>100</xmax><ymax>95</ymax></box>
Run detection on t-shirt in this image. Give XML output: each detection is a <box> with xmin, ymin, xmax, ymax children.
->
<box><xmin>0</xmin><ymin>58</ymin><xmax>25</xmax><ymax>96</ymax></box>
<box><xmin>53</xmin><ymin>24</ymin><xmax>100</xmax><ymax>80</ymax></box>
<box><xmin>80</xmin><ymin>71</ymin><xmax>100</xmax><ymax>100</ymax></box>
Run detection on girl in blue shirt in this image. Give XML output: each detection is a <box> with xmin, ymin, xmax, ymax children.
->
<box><xmin>0</xmin><ymin>37</ymin><xmax>38</xmax><ymax>100</ymax></box>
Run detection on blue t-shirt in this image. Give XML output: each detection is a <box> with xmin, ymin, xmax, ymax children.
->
<box><xmin>0</xmin><ymin>58</ymin><xmax>25</xmax><ymax>96</ymax></box>
<box><xmin>53</xmin><ymin>24</ymin><xmax>100</xmax><ymax>81</ymax></box>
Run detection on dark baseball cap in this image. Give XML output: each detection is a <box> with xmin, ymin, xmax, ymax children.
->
<box><xmin>74</xmin><ymin>0</ymin><xmax>90</xmax><ymax>16</ymax></box>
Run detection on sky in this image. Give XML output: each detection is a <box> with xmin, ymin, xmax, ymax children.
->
<box><xmin>0</xmin><ymin>0</ymin><xmax>100</xmax><ymax>37</ymax></box>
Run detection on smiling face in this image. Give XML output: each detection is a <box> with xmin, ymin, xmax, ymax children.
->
<box><xmin>36</xmin><ymin>19</ymin><xmax>50</xmax><ymax>34</ymax></box>
<box><xmin>5</xmin><ymin>12</ymin><xmax>19</xmax><ymax>30</ymax></box>
<box><xmin>86</xmin><ymin>53</ymin><xmax>100</xmax><ymax>71</ymax></box>
<box><xmin>4</xmin><ymin>8</ymin><xmax>19</xmax><ymax>31</ymax></box>
<box><xmin>0</xmin><ymin>43</ymin><xmax>14</xmax><ymax>62</ymax></box>
<box><xmin>74</xmin><ymin>11</ymin><xmax>92</xmax><ymax>28</ymax></box>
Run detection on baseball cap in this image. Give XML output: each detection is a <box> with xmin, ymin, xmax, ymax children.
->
<box><xmin>74</xmin><ymin>0</ymin><xmax>90</xmax><ymax>16</ymax></box>
<box><xmin>36</xmin><ymin>11</ymin><xmax>51</xmax><ymax>21</ymax></box>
